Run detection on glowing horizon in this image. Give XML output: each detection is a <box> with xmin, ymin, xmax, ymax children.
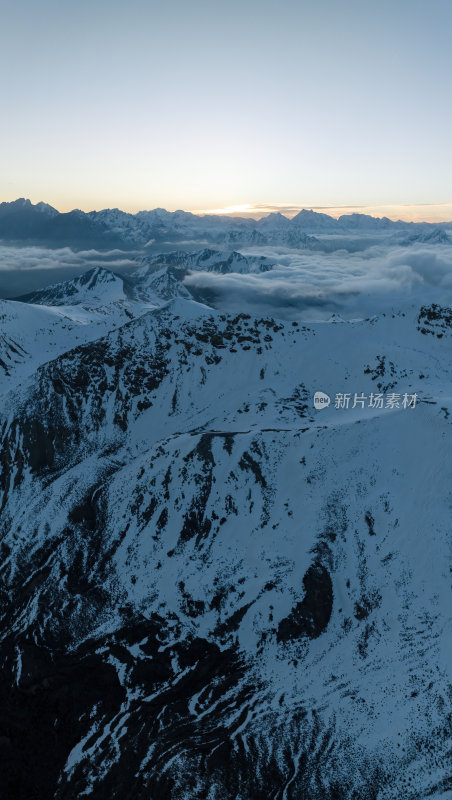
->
<box><xmin>192</xmin><ymin>203</ymin><xmax>452</xmax><ymax>224</ymax></box>
<box><xmin>3</xmin><ymin>196</ymin><xmax>452</xmax><ymax>225</ymax></box>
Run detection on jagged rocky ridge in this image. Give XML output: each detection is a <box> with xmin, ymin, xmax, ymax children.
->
<box><xmin>0</xmin><ymin>265</ymin><xmax>451</xmax><ymax>799</ymax></box>
<box><xmin>0</xmin><ymin>198</ymin><xmax>451</xmax><ymax>249</ymax></box>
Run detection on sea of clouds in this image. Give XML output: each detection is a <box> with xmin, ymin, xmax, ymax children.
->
<box><xmin>1</xmin><ymin>238</ymin><xmax>451</xmax><ymax>318</ymax></box>
<box><xmin>0</xmin><ymin>245</ymin><xmax>139</xmax><ymax>297</ymax></box>
<box><xmin>184</xmin><ymin>241</ymin><xmax>452</xmax><ymax>319</ymax></box>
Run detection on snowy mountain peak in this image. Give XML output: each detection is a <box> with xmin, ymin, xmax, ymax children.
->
<box><xmin>34</xmin><ymin>200</ymin><xmax>59</xmax><ymax>216</ymax></box>
<box><xmin>291</xmin><ymin>208</ymin><xmax>338</xmax><ymax>230</ymax></box>
<box><xmin>10</xmin><ymin>197</ymin><xmax>31</xmax><ymax>208</ymax></box>
<box><xmin>15</xmin><ymin>266</ymin><xmax>127</xmax><ymax>307</ymax></box>
<box><xmin>0</xmin><ymin>197</ymin><xmax>57</xmax><ymax>215</ymax></box>
<box><xmin>78</xmin><ymin>265</ymin><xmax>119</xmax><ymax>287</ymax></box>
<box><xmin>136</xmin><ymin>248</ymin><xmax>274</xmax><ymax>276</ymax></box>
<box><xmin>257</xmin><ymin>212</ymin><xmax>291</xmax><ymax>230</ymax></box>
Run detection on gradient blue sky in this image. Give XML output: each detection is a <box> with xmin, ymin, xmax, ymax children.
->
<box><xmin>1</xmin><ymin>0</ymin><xmax>451</xmax><ymax>219</ymax></box>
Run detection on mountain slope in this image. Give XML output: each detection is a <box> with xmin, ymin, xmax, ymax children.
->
<box><xmin>0</xmin><ymin>294</ymin><xmax>450</xmax><ymax>799</ymax></box>
<box><xmin>15</xmin><ymin>266</ymin><xmax>132</xmax><ymax>306</ymax></box>
<box><xmin>1</xmin><ymin>268</ymin><xmax>160</xmax><ymax>392</ymax></box>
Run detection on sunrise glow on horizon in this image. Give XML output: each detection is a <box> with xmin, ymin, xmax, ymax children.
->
<box><xmin>192</xmin><ymin>203</ymin><xmax>452</xmax><ymax>224</ymax></box>
<box><xmin>5</xmin><ymin>198</ymin><xmax>452</xmax><ymax>225</ymax></box>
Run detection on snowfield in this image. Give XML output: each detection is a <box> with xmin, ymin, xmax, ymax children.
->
<box><xmin>0</xmin><ymin>246</ymin><xmax>451</xmax><ymax>799</ymax></box>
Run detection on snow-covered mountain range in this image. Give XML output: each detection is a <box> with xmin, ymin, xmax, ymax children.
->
<box><xmin>0</xmin><ymin>247</ymin><xmax>451</xmax><ymax>798</ymax></box>
<box><xmin>0</xmin><ymin>198</ymin><xmax>451</xmax><ymax>250</ymax></box>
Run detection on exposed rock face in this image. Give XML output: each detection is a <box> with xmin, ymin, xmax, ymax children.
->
<box><xmin>0</xmin><ymin>282</ymin><xmax>451</xmax><ymax>798</ymax></box>
<box><xmin>277</xmin><ymin>564</ymin><xmax>333</xmax><ymax>642</ymax></box>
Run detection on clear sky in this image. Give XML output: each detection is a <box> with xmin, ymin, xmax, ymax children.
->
<box><xmin>1</xmin><ymin>0</ymin><xmax>451</xmax><ymax>219</ymax></box>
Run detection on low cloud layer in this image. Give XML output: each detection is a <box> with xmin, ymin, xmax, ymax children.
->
<box><xmin>184</xmin><ymin>243</ymin><xmax>452</xmax><ymax>319</ymax></box>
<box><xmin>0</xmin><ymin>245</ymin><xmax>139</xmax><ymax>297</ymax></box>
<box><xmin>1</xmin><ymin>239</ymin><xmax>451</xmax><ymax>317</ymax></box>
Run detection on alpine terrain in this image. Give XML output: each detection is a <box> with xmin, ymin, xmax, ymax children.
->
<box><xmin>0</xmin><ymin>246</ymin><xmax>451</xmax><ymax>799</ymax></box>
